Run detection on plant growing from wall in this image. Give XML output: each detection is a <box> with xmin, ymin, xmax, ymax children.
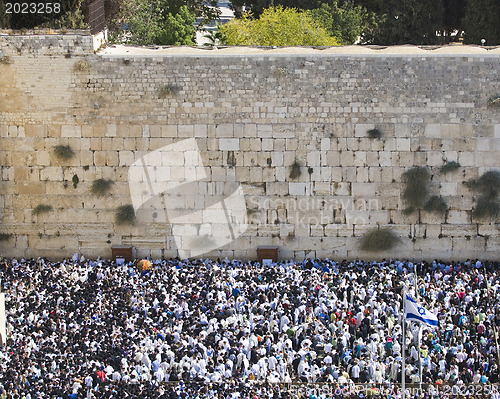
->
<box><xmin>116</xmin><ymin>205</ymin><xmax>136</xmax><ymax>225</ymax></box>
<box><xmin>424</xmin><ymin>195</ymin><xmax>448</xmax><ymax>215</ymax></box>
<box><xmin>53</xmin><ymin>145</ymin><xmax>74</xmax><ymax>161</ymax></box>
<box><xmin>367</xmin><ymin>128</ymin><xmax>382</xmax><ymax>139</ymax></box>
<box><xmin>487</xmin><ymin>95</ymin><xmax>500</xmax><ymax>108</ymax></box>
<box><xmin>274</xmin><ymin>67</ymin><xmax>289</xmax><ymax>78</ymax></box>
<box><xmin>0</xmin><ymin>233</ymin><xmax>12</xmax><ymax>241</ymax></box>
<box><xmin>158</xmin><ymin>84</ymin><xmax>180</xmax><ymax>98</ymax></box>
<box><xmin>0</xmin><ymin>56</ymin><xmax>12</xmax><ymax>65</ymax></box>
<box><xmin>401</xmin><ymin>166</ymin><xmax>431</xmax><ymax>214</ymax></box>
<box><xmin>91</xmin><ymin>179</ymin><xmax>114</xmax><ymax>197</ymax></box>
<box><xmin>440</xmin><ymin>161</ymin><xmax>460</xmax><ymax>174</ymax></box>
<box><xmin>73</xmin><ymin>59</ymin><xmax>90</xmax><ymax>72</ymax></box>
<box><xmin>72</xmin><ymin>174</ymin><xmax>79</xmax><ymax>189</ymax></box>
<box><xmin>360</xmin><ymin>227</ymin><xmax>400</xmax><ymax>252</ymax></box>
<box><xmin>465</xmin><ymin>170</ymin><xmax>500</xmax><ymax>220</ymax></box>
<box><xmin>289</xmin><ymin>159</ymin><xmax>302</xmax><ymax>180</ymax></box>
<box><xmin>32</xmin><ymin>204</ymin><xmax>53</xmax><ymax>216</ymax></box>
<box><xmin>246</xmin><ymin>207</ymin><xmax>260</xmax><ymax>217</ymax></box>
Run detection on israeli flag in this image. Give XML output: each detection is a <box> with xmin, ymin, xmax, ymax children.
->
<box><xmin>405</xmin><ymin>294</ymin><xmax>438</xmax><ymax>326</ymax></box>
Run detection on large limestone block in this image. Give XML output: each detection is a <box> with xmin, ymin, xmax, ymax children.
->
<box><xmin>219</xmin><ymin>138</ymin><xmax>240</xmax><ymax>151</ymax></box>
<box><xmin>289</xmin><ymin>182</ymin><xmax>306</xmax><ymax>196</ymax></box>
<box><xmin>441</xmin><ymin>224</ymin><xmax>477</xmax><ymax>237</ymax></box>
<box><xmin>447</xmin><ymin>210</ymin><xmax>470</xmax><ymax>224</ymax></box>
<box><xmin>61</xmin><ymin>125</ymin><xmax>82</xmax><ymax>138</ymax></box>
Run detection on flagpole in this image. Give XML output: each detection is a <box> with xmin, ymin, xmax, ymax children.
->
<box><xmin>413</xmin><ymin>271</ymin><xmax>423</xmax><ymax>393</ymax></box>
<box><xmin>402</xmin><ymin>288</ymin><xmax>406</xmax><ymax>399</ymax></box>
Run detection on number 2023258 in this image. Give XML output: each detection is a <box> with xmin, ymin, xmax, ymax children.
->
<box><xmin>5</xmin><ymin>3</ymin><xmax>61</xmax><ymax>14</ymax></box>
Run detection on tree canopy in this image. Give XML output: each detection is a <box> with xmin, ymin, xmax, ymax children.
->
<box><xmin>308</xmin><ymin>2</ymin><xmax>368</xmax><ymax>45</ymax></box>
<box><xmin>462</xmin><ymin>0</ymin><xmax>500</xmax><ymax>45</ymax></box>
<box><xmin>219</xmin><ymin>6</ymin><xmax>339</xmax><ymax>46</ymax></box>
<box><xmin>1</xmin><ymin>0</ymin><xmax>499</xmax><ymax>46</ymax></box>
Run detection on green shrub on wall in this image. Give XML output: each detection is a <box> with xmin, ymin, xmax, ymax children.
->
<box><xmin>401</xmin><ymin>166</ymin><xmax>431</xmax><ymax>214</ymax></box>
<box><xmin>53</xmin><ymin>145</ymin><xmax>74</xmax><ymax>161</ymax></box>
<box><xmin>116</xmin><ymin>205</ymin><xmax>136</xmax><ymax>225</ymax></box>
<box><xmin>159</xmin><ymin>84</ymin><xmax>180</xmax><ymax>99</ymax></box>
<box><xmin>360</xmin><ymin>227</ymin><xmax>400</xmax><ymax>252</ymax></box>
<box><xmin>487</xmin><ymin>95</ymin><xmax>500</xmax><ymax>108</ymax></box>
<box><xmin>0</xmin><ymin>56</ymin><xmax>12</xmax><ymax>65</ymax></box>
<box><xmin>32</xmin><ymin>204</ymin><xmax>53</xmax><ymax>216</ymax></box>
<box><xmin>289</xmin><ymin>159</ymin><xmax>302</xmax><ymax>180</ymax></box>
<box><xmin>90</xmin><ymin>179</ymin><xmax>114</xmax><ymax>197</ymax></box>
<box><xmin>465</xmin><ymin>170</ymin><xmax>500</xmax><ymax>220</ymax></box>
<box><xmin>0</xmin><ymin>233</ymin><xmax>12</xmax><ymax>241</ymax></box>
<box><xmin>367</xmin><ymin>128</ymin><xmax>382</xmax><ymax>139</ymax></box>
<box><xmin>440</xmin><ymin>161</ymin><xmax>460</xmax><ymax>174</ymax></box>
<box><xmin>424</xmin><ymin>195</ymin><xmax>448</xmax><ymax>215</ymax></box>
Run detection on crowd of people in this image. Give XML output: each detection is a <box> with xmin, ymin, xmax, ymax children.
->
<box><xmin>0</xmin><ymin>255</ymin><xmax>499</xmax><ymax>399</ymax></box>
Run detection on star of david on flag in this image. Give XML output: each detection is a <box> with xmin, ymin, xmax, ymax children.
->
<box><xmin>405</xmin><ymin>294</ymin><xmax>438</xmax><ymax>326</ymax></box>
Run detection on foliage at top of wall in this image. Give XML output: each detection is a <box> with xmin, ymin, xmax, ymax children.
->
<box><xmin>360</xmin><ymin>227</ymin><xmax>400</xmax><ymax>252</ymax></box>
<box><xmin>219</xmin><ymin>6</ymin><xmax>339</xmax><ymax>46</ymax></box>
<box><xmin>465</xmin><ymin>170</ymin><xmax>500</xmax><ymax>220</ymax></box>
<box><xmin>401</xmin><ymin>166</ymin><xmax>431</xmax><ymax>214</ymax></box>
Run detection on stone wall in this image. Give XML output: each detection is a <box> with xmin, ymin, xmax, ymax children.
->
<box><xmin>1</xmin><ymin>34</ymin><xmax>499</xmax><ymax>261</ymax></box>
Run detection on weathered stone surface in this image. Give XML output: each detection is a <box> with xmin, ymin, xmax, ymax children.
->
<box><xmin>0</xmin><ymin>36</ymin><xmax>499</xmax><ymax>260</ymax></box>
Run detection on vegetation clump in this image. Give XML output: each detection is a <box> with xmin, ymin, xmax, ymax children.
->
<box><xmin>159</xmin><ymin>84</ymin><xmax>180</xmax><ymax>98</ymax></box>
<box><xmin>367</xmin><ymin>128</ymin><xmax>382</xmax><ymax>139</ymax></box>
<box><xmin>401</xmin><ymin>166</ymin><xmax>431</xmax><ymax>213</ymax></box>
<box><xmin>487</xmin><ymin>96</ymin><xmax>500</xmax><ymax>108</ymax></box>
<box><xmin>0</xmin><ymin>56</ymin><xmax>12</xmax><ymax>65</ymax></box>
<box><xmin>0</xmin><ymin>233</ymin><xmax>12</xmax><ymax>241</ymax></box>
<box><xmin>360</xmin><ymin>228</ymin><xmax>400</xmax><ymax>252</ymax></box>
<box><xmin>72</xmin><ymin>174</ymin><xmax>79</xmax><ymax>189</ymax></box>
<box><xmin>90</xmin><ymin>179</ymin><xmax>114</xmax><ymax>197</ymax></box>
<box><xmin>440</xmin><ymin>161</ymin><xmax>461</xmax><ymax>174</ymax></box>
<box><xmin>116</xmin><ymin>205</ymin><xmax>136</xmax><ymax>225</ymax></box>
<box><xmin>53</xmin><ymin>145</ymin><xmax>74</xmax><ymax>160</ymax></box>
<box><xmin>220</xmin><ymin>6</ymin><xmax>339</xmax><ymax>46</ymax></box>
<box><xmin>465</xmin><ymin>170</ymin><xmax>500</xmax><ymax>220</ymax></box>
<box><xmin>424</xmin><ymin>195</ymin><xmax>448</xmax><ymax>215</ymax></box>
<box><xmin>289</xmin><ymin>159</ymin><xmax>302</xmax><ymax>180</ymax></box>
<box><xmin>73</xmin><ymin>59</ymin><xmax>90</xmax><ymax>72</ymax></box>
<box><xmin>32</xmin><ymin>204</ymin><xmax>53</xmax><ymax>216</ymax></box>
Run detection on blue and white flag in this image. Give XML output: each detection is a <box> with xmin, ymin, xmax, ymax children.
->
<box><xmin>405</xmin><ymin>294</ymin><xmax>438</xmax><ymax>326</ymax></box>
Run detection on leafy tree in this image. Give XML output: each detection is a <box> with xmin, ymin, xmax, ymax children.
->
<box><xmin>308</xmin><ymin>2</ymin><xmax>368</xmax><ymax>44</ymax></box>
<box><xmin>442</xmin><ymin>0</ymin><xmax>466</xmax><ymax>42</ymax></box>
<box><xmin>462</xmin><ymin>0</ymin><xmax>500</xmax><ymax>45</ymax></box>
<box><xmin>203</xmin><ymin>23</ymin><xmax>226</xmax><ymax>46</ymax></box>
<box><xmin>124</xmin><ymin>1</ymin><xmax>196</xmax><ymax>45</ymax></box>
<box><xmin>370</xmin><ymin>0</ymin><xmax>443</xmax><ymax>45</ymax></box>
<box><xmin>219</xmin><ymin>6</ymin><xmax>339</xmax><ymax>46</ymax></box>
<box><xmin>230</xmin><ymin>0</ymin><xmax>326</xmax><ymax>17</ymax></box>
<box><xmin>156</xmin><ymin>6</ymin><xmax>196</xmax><ymax>45</ymax></box>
